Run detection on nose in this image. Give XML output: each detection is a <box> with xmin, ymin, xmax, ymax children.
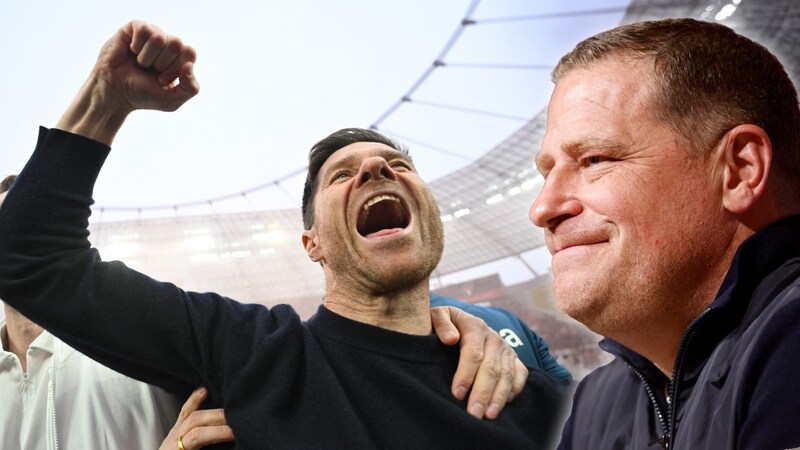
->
<box><xmin>354</xmin><ymin>156</ymin><xmax>397</xmax><ymax>188</ymax></box>
<box><xmin>529</xmin><ymin>169</ymin><xmax>582</xmax><ymax>229</ymax></box>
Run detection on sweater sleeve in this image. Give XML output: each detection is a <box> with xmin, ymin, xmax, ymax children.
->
<box><xmin>0</xmin><ymin>127</ymin><xmax>291</xmax><ymax>399</ymax></box>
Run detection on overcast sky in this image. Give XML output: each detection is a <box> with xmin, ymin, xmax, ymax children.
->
<box><xmin>0</xmin><ymin>0</ymin><xmax>629</xmax><ymax>220</ymax></box>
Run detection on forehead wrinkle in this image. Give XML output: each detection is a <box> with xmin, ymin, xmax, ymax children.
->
<box><xmin>322</xmin><ymin>153</ymin><xmax>358</xmax><ymax>178</ymax></box>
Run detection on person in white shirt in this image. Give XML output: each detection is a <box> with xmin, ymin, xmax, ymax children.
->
<box><xmin>0</xmin><ymin>313</ymin><xmax>183</xmax><ymax>449</ymax></box>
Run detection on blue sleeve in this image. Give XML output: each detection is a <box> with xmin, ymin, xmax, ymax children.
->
<box><xmin>431</xmin><ymin>293</ymin><xmax>571</xmax><ymax>379</ymax></box>
<box><xmin>510</xmin><ymin>311</ymin><xmax>572</xmax><ymax>379</ymax></box>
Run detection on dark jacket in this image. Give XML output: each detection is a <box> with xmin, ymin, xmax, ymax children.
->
<box><xmin>559</xmin><ymin>216</ymin><xmax>800</xmax><ymax>449</ymax></box>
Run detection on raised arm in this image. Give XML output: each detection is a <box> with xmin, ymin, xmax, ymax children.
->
<box><xmin>57</xmin><ymin>20</ymin><xmax>199</xmax><ymax>144</ymax></box>
<box><xmin>0</xmin><ymin>21</ymin><xmax>214</xmax><ymax>395</ymax></box>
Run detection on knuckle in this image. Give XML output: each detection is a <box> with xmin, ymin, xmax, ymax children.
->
<box><xmin>183</xmin><ymin>410</ymin><xmax>202</xmax><ymax>428</ymax></box>
<box><xmin>493</xmin><ymin>388</ymin><xmax>510</xmax><ymax>403</ymax></box>
<box><xmin>215</xmin><ymin>425</ymin><xmax>234</xmax><ymax>439</ymax></box>
<box><xmin>158</xmin><ymin>34</ymin><xmax>169</xmax><ymax>45</ymax></box>
<box><xmin>490</xmin><ymin>331</ymin><xmax>507</xmax><ymax>345</ymax></box>
<box><xmin>476</xmin><ymin>384</ymin><xmax>493</xmax><ymax>398</ymax></box>
<box><xmin>467</xmin><ymin>345</ymin><xmax>484</xmax><ymax>364</ymax></box>
<box><xmin>178</xmin><ymin>404</ymin><xmax>196</xmax><ymax>420</ymax></box>
<box><xmin>184</xmin><ymin>46</ymin><xmax>198</xmax><ymax>61</ymax></box>
<box><xmin>481</xmin><ymin>359</ymin><xmax>499</xmax><ymax>377</ymax></box>
<box><xmin>183</xmin><ymin>427</ymin><xmax>201</xmax><ymax>444</ymax></box>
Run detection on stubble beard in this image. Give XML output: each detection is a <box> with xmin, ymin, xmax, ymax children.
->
<box><xmin>364</xmin><ymin>194</ymin><xmax>446</xmax><ymax>295</ymax></box>
<box><xmin>361</xmin><ymin>220</ymin><xmax>444</xmax><ymax>295</ymax></box>
<box><xmin>325</xmin><ymin>214</ymin><xmax>445</xmax><ymax>296</ymax></box>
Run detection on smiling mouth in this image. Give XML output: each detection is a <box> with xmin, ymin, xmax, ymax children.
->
<box><xmin>357</xmin><ymin>194</ymin><xmax>411</xmax><ymax>238</ymax></box>
<box><xmin>552</xmin><ymin>240</ymin><xmax>609</xmax><ymax>257</ymax></box>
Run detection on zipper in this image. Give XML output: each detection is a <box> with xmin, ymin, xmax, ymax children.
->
<box><xmin>667</xmin><ymin>306</ymin><xmax>715</xmax><ymax>449</ymax></box>
<box><xmin>626</xmin><ymin>362</ymin><xmax>670</xmax><ymax>449</ymax></box>
<box><xmin>50</xmin><ymin>346</ymin><xmax>60</xmax><ymax>450</ymax></box>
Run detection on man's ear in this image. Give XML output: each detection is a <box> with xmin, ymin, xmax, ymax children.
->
<box><xmin>720</xmin><ymin>124</ymin><xmax>772</xmax><ymax>215</ymax></box>
<box><xmin>301</xmin><ymin>227</ymin><xmax>324</xmax><ymax>263</ymax></box>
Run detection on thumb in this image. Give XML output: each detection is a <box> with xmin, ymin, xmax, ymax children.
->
<box><xmin>431</xmin><ymin>306</ymin><xmax>461</xmax><ymax>345</ymax></box>
<box><xmin>163</xmin><ymin>62</ymin><xmax>200</xmax><ymax>112</ymax></box>
<box><xmin>178</xmin><ymin>62</ymin><xmax>200</xmax><ymax>96</ymax></box>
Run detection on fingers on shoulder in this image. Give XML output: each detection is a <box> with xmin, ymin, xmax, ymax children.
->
<box><xmin>456</xmin><ymin>309</ymin><xmax>489</xmax><ymax>336</ymax></box>
<box><xmin>469</xmin><ymin>347</ymin><xmax>522</xmax><ymax>420</ymax></box>
<box><xmin>431</xmin><ymin>306</ymin><xmax>460</xmax><ymax>345</ymax></box>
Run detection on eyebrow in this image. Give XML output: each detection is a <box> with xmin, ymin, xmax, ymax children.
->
<box><xmin>562</xmin><ymin>138</ymin><xmax>623</xmax><ymax>155</ymax></box>
<box><xmin>534</xmin><ymin>151</ymin><xmax>553</xmax><ymax>174</ymax></box>
<box><xmin>535</xmin><ymin>138</ymin><xmax>624</xmax><ymax>173</ymax></box>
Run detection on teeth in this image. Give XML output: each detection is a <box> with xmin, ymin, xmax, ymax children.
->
<box><xmin>363</xmin><ymin>194</ymin><xmax>400</xmax><ymax>211</ymax></box>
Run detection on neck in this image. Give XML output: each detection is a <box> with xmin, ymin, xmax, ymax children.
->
<box><xmin>3</xmin><ymin>305</ymin><xmax>44</xmax><ymax>372</ymax></box>
<box><xmin>618</xmin><ymin>244</ymin><xmax>746</xmax><ymax>377</ymax></box>
<box><xmin>323</xmin><ymin>279</ymin><xmax>432</xmax><ymax>336</ymax></box>
<box><xmin>614</xmin><ymin>324</ymin><xmax>686</xmax><ymax>377</ymax></box>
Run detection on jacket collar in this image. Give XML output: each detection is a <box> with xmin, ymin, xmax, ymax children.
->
<box><xmin>710</xmin><ymin>215</ymin><xmax>800</xmax><ymax>313</ymax></box>
<box><xmin>600</xmin><ymin>215</ymin><xmax>800</xmax><ymax>381</ymax></box>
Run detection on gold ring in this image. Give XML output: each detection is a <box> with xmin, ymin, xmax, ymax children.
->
<box><xmin>177</xmin><ymin>435</ymin><xmax>186</xmax><ymax>450</ymax></box>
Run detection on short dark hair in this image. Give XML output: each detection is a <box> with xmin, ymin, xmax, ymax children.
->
<box><xmin>0</xmin><ymin>175</ymin><xmax>17</xmax><ymax>194</ymax></box>
<box><xmin>301</xmin><ymin>128</ymin><xmax>409</xmax><ymax>229</ymax></box>
<box><xmin>554</xmin><ymin>18</ymin><xmax>800</xmax><ymax>190</ymax></box>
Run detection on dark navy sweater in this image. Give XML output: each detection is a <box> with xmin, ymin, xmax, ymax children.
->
<box><xmin>0</xmin><ymin>128</ymin><xmax>573</xmax><ymax>449</ymax></box>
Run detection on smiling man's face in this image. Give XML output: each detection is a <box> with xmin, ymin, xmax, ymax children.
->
<box><xmin>302</xmin><ymin>141</ymin><xmax>444</xmax><ymax>295</ymax></box>
<box><xmin>529</xmin><ymin>57</ymin><xmax>734</xmax><ymax>339</ymax></box>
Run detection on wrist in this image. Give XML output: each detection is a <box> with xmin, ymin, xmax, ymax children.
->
<box><xmin>55</xmin><ymin>74</ymin><xmax>131</xmax><ymax>146</ymax></box>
